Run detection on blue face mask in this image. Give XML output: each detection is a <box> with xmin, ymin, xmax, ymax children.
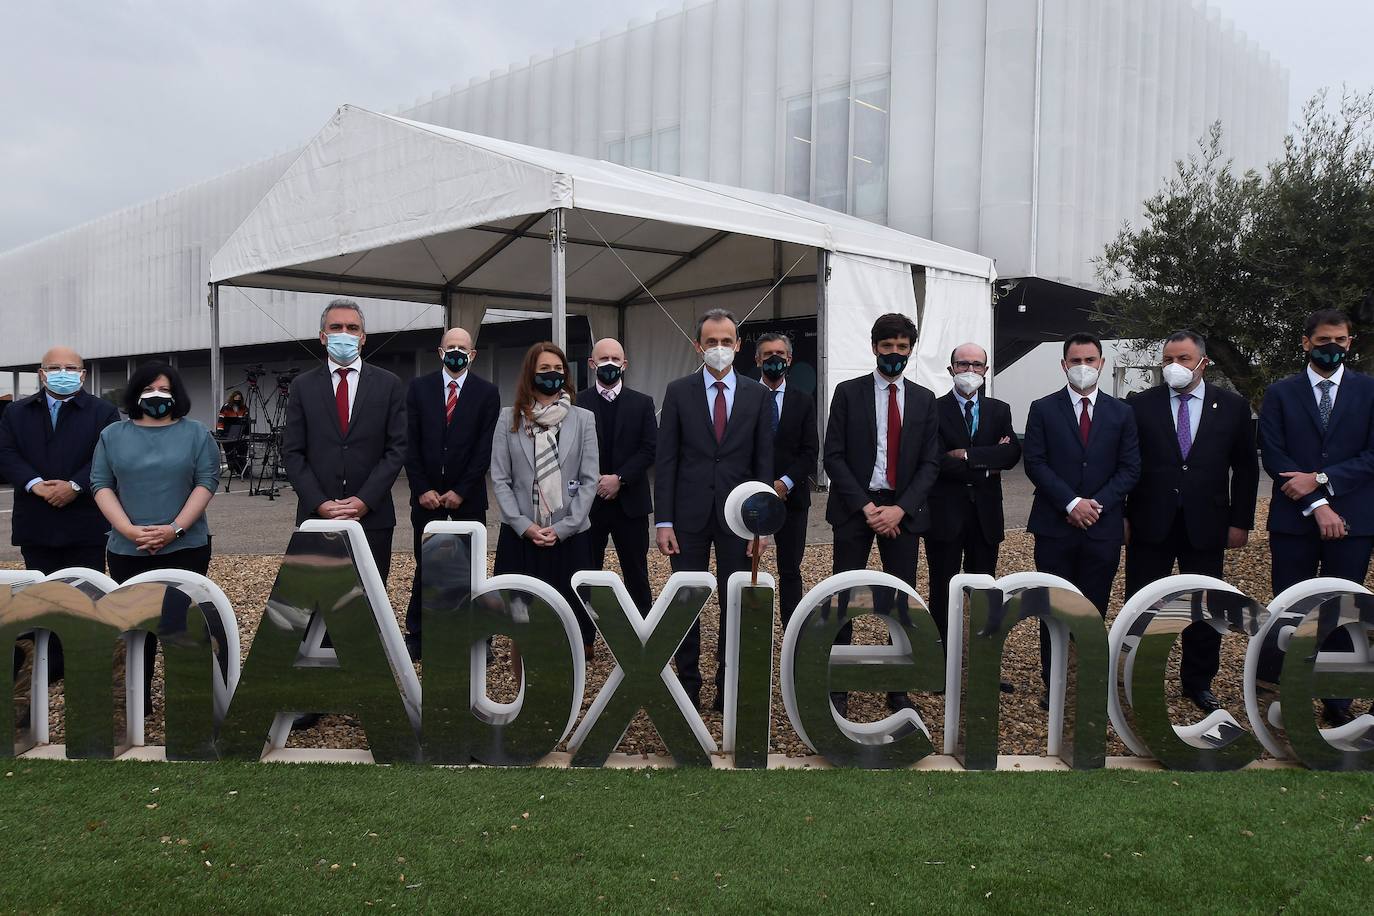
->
<box><xmin>139</xmin><ymin>392</ymin><xmax>175</xmax><ymax>419</ymax></box>
<box><xmin>44</xmin><ymin>370</ymin><xmax>83</xmax><ymax>397</ymax></box>
<box><xmin>327</xmin><ymin>332</ymin><xmax>361</xmax><ymax>365</ymax></box>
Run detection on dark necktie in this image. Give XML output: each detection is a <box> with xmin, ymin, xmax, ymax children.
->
<box><xmin>1318</xmin><ymin>379</ymin><xmax>1334</xmax><ymax>429</ymax></box>
<box><xmin>712</xmin><ymin>381</ymin><xmax>727</xmax><ymax>444</ymax></box>
<box><xmin>1078</xmin><ymin>397</ymin><xmax>1091</xmax><ymax>446</ymax></box>
<box><xmin>446</xmin><ymin>380</ymin><xmax>458</xmax><ymax>424</ymax></box>
<box><xmin>770</xmin><ymin>390</ymin><xmax>780</xmax><ymax>434</ymax></box>
<box><xmin>886</xmin><ymin>383</ymin><xmax>900</xmax><ymax>489</ymax></box>
<box><xmin>336</xmin><ymin>368</ymin><xmax>352</xmax><ymax>435</ymax></box>
<box><xmin>963</xmin><ymin>398</ymin><xmax>975</xmax><ymax>437</ymax></box>
<box><xmin>1176</xmin><ymin>393</ymin><xmax>1193</xmax><ymax>459</ymax></box>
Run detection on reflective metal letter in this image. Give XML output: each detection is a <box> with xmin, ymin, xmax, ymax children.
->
<box><xmin>721</xmin><ymin>571</ymin><xmax>777</xmax><ymax>769</ymax></box>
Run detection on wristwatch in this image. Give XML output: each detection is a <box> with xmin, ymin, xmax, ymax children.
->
<box><xmin>1315</xmin><ymin>472</ymin><xmax>1329</xmax><ymax>487</ymax></box>
<box><xmin>69</xmin><ymin>481</ymin><xmax>82</xmax><ymax>493</ymax></box>
<box><xmin>172</xmin><ymin>524</ymin><xmax>186</xmax><ymax>539</ymax></box>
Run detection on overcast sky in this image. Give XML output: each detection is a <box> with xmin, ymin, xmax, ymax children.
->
<box><xmin>1</xmin><ymin>0</ymin><xmax>1370</xmax><ymax>252</ymax></box>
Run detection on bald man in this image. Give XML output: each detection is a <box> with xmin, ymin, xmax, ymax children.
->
<box><xmin>403</xmin><ymin>326</ymin><xmax>501</xmax><ymax>660</ymax></box>
<box><xmin>0</xmin><ymin>346</ymin><xmax>120</xmax><ymax>689</ymax></box>
<box><xmin>575</xmin><ymin>338</ymin><xmax>658</xmax><ymax>618</ymax></box>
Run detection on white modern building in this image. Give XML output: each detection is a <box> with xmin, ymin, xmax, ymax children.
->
<box><xmin>0</xmin><ymin>0</ymin><xmax>1288</xmax><ymax>430</ymax></box>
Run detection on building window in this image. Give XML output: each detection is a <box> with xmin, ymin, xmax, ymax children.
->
<box><xmin>850</xmin><ymin>76</ymin><xmax>889</xmax><ymax>222</ymax></box>
<box><xmin>630</xmin><ymin>134</ymin><xmax>652</xmax><ymax>169</ymax></box>
<box><xmin>784</xmin><ymin>95</ymin><xmax>812</xmax><ymax>201</ymax></box>
<box><xmin>656</xmin><ymin>127</ymin><xmax>680</xmax><ymax>175</ymax></box>
<box><xmin>606</xmin><ymin>139</ymin><xmax>625</xmax><ymax>165</ymax></box>
<box><xmin>781</xmin><ymin>75</ymin><xmax>890</xmax><ymax>222</ymax></box>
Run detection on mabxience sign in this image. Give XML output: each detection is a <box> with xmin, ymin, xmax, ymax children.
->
<box><xmin>3</xmin><ymin>520</ymin><xmax>1372</xmax><ymax>772</ymax></box>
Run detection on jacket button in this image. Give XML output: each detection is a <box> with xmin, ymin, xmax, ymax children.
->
<box><xmin>1181</xmin><ymin>464</ymin><xmax>1187</xmax><ymax>471</ymax></box>
<box><xmin>1081</xmin><ymin>461</ymin><xmax>1087</xmax><ymax>468</ymax></box>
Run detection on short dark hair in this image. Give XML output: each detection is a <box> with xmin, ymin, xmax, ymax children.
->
<box><xmin>696</xmin><ymin>308</ymin><xmax>738</xmax><ymax>342</ymax></box>
<box><xmin>124</xmin><ymin>361</ymin><xmax>192</xmax><ymax>419</ymax></box>
<box><xmin>1163</xmin><ymin>329</ymin><xmax>1207</xmax><ymax>357</ymax></box>
<box><xmin>871</xmin><ymin>313</ymin><xmax>917</xmax><ymax>347</ymax></box>
<box><xmin>1304</xmin><ymin>309</ymin><xmax>1352</xmax><ymax>338</ymax></box>
<box><xmin>1062</xmin><ymin>332</ymin><xmax>1103</xmax><ymax>359</ymax></box>
<box><xmin>755</xmin><ymin>331</ymin><xmax>792</xmax><ymax>356</ymax></box>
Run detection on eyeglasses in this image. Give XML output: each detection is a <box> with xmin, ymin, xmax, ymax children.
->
<box><xmin>40</xmin><ymin>365</ymin><xmax>83</xmax><ymax>372</ymax></box>
<box><xmin>952</xmin><ymin>360</ymin><xmax>987</xmax><ymax>371</ymax></box>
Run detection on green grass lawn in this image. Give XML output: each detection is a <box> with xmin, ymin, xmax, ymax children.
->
<box><xmin>2</xmin><ymin>761</ymin><xmax>1372</xmax><ymax>913</ymax></box>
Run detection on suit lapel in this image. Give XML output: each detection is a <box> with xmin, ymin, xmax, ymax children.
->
<box><xmin>517</xmin><ymin>412</ymin><xmax>536</xmax><ymax>470</ymax></box>
<box><xmin>864</xmin><ymin>376</ymin><xmax>879</xmax><ymax>452</ymax></box>
<box><xmin>1321</xmin><ymin>372</ymin><xmax>1354</xmax><ymax>440</ymax></box>
<box><xmin>1155</xmin><ymin>388</ymin><xmax>1184</xmax><ymax>462</ymax></box>
<box><xmin>1293</xmin><ymin>374</ymin><xmax>1326</xmax><ymax>438</ymax></box>
<box><xmin>1058</xmin><ymin>391</ymin><xmax>1085</xmax><ymax>451</ymax></box>
<box><xmin>722</xmin><ymin>381</ymin><xmax>753</xmax><ymax>449</ymax></box>
<box><xmin>695</xmin><ymin>372</ymin><xmax>719</xmax><ymax>446</ymax></box>
<box><xmin>319</xmin><ymin>368</ymin><xmax>346</xmax><ymax>439</ymax></box>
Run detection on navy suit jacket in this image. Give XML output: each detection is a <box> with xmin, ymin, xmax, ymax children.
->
<box><xmin>0</xmin><ymin>389</ymin><xmax>120</xmax><ymax>547</ymax></box>
<box><xmin>1259</xmin><ymin>368</ymin><xmax>1374</xmax><ymax>537</ymax></box>
<box><xmin>1024</xmin><ymin>388</ymin><xmax>1140</xmax><ymax>541</ymax></box>
<box><xmin>575</xmin><ymin>385</ymin><xmax>657</xmax><ymax>519</ymax></box>
<box><xmin>404</xmin><ymin>370</ymin><xmax>501</xmax><ymax>513</ymax></box>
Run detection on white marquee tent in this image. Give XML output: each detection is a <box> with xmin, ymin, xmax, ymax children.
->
<box><xmin>208</xmin><ymin>105</ymin><xmax>996</xmax><ymax>453</ymax></box>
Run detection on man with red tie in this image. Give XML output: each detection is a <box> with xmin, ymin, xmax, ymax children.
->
<box><xmin>822</xmin><ymin>313</ymin><xmax>941</xmax><ymax>715</ymax></box>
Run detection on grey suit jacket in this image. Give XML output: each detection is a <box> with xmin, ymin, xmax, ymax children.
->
<box><xmin>490</xmin><ymin>404</ymin><xmax>599</xmax><ymax>540</ymax></box>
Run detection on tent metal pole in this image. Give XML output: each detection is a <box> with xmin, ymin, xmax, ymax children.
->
<box><xmin>208</xmin><ymin>283</ymin><xmax>222</xmax><ymax>425</ymax></box>
<box><xmin>550</xmin><ymin>208</ymin><xmax>568</xmax><ymax>352</ymax></box>
<box><xmin>441</xmin><ymin>288</ymin><xmax>453</xmax><ymax>332</ymax></box>
<box><xmin>772</xmin><ymin>241</ymin><xmax>784</xmax><ymax>319</ymax></box>
<box><xmin>815</xmin><ymin>249</ymin><xmax>830</xmax><ymax>488</ymax></box>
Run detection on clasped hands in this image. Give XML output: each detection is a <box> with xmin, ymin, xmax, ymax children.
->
<box><xmin>30</xmin><ymin>479</ymin><xmax>78</xmax><ymax>508</ymax></box>
<box><xmin>120</xmin><ymin>522</ymin><xmax>177</xmax><ymax>554</ymax></box>
<box><xmin>864</xmin><ymin>502</ymin><xmax>904</xmax><ymax>538</ymax></box>
<box><xmin>417</xmin><ymin>490</ymin><xmax>463</xmax><ymax>511</ymax></box>
<box><xmin>317</xmin><ymin>497</ymin><xmax>370</xmax><ymax>520</ymax></box>
<box><xmin>1279</xmin><ymin>471</ymin><xmax>1345</xmax><ymax>540</ymax></box>
<box><xmin>524</xmin><ymin>524</ymin><xmax>559</xmax><ymax>547</ymax></box>
<box><xmin>1065</xmin><ymin>498</ymin><xmax>1103</xmax><ymax>529</ymax></box>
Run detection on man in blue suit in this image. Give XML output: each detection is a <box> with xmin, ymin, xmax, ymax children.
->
<box><xmin>1024</xmin><ymin>332</ymin><xmax>1140</xmax><ymax>705</ymax></box>
<box><xmin>1258</xmin><ymin>308</ymin><xmax>1374</xmax><ymax>726</ymax></box>
<box><xmin>403</xmin><ymin>326</ymin><xmax>501</xmax><ymax>661</ymax></box>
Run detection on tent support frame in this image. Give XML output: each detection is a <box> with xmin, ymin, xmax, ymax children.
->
<box><xmin>550</xmin><ymin>208</ymin><xmax>568</xmax><ymax>351</ymax></box>
<box><xmin>208</xmin><ymin>283</ymin><xmax>222</xmax><ymax>426</ymax></box>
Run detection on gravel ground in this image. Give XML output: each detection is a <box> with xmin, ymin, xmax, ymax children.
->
<box><xmin>9</xmin><ymin>497</ymin><xmax>1371</xmax><ymax>759</ymax></box>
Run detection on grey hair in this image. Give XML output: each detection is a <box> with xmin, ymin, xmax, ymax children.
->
<box><xmin>696</xmin><ymin>307</ymin><xmax>738</xmax><ymax>342</ymax></box>
<box><xmin>320</xmin><ymin>298</ymin><xmax>366</xmax><ymax>332</ymax></box>
<box><xmin>755</xmin><ymin>331</ymin><xmax>792</xmax><ymax>356</ymax></box>
<box><xmin>1164</xmin><ymin>329</ymin><xmax>1206</xmax><ymax>357</ymax></box>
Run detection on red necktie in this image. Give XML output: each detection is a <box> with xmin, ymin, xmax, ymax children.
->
<box><xmin>886</xmin><ymin>383</ymin><xmax>900</xmax><ymax>489</ymax></box>
<box><xmin>335</xmin><ymin>368</ymin><xmax>352</xmax><ymax>435</ymax></box>
<box><xmin>1079</xmin><ymin>396</ymin><xmax>1091</xmax><ymax>445</ymax></box>
<box><xmin>712</xmin><ymin>381</ymin><xmax>727</xmax><ymax>444</ymax></box>
<box><xmin>446</xmin><ymin>380</ymin><xmax>458</xmax><ymax>424</ymax></box>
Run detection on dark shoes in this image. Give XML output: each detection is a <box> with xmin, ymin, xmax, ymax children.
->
<box><xmin>886</xmin><ymin>692</ymin><xmax>916</xmax><ymax>713</ymax></box>
<box><xmin>292</xmin><ymin>713</ymin><xmax>322</xmax><ymax>731</ymax></box>
<box><xmin>1184</xmin><ymin>688</ymin><xmax>1221</xmax><ymax>714</ymax></box>
<box><xmin>1038</xmin><ymin>691</ymin><xmax>1050</xmax><ymax>711</ymax></box>
<box><xmin>1321</xmin><ymin>702</ymin><xmax>1356</xmax><ymax>728</ymax></box>
<box><xmin>831</xmin><ymin>693</ymin><xmax>848</xmax><ymax>719</ymax></box>
<box><xmin>999</xmin><ymin>681</ymin><xmax>1015</xmax><ymax>694</ymax></box>
<box><xmin>404</xmin><ymin>635</ymin><xmax>422</xmax><ymax>663</ymax></box>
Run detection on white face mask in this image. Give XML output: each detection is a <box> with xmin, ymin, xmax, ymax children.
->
<box><xmin>1066</xmin><ymin>364</ymin><xmax>1100</xmax><ymax>391</ymax></box>
<box><xmin>1161</xmin><ymin>362</ymin><xmax>1198</xmax><ymax>390</ymax></box>
<box><xmin>702</xmin><ymin>346</ymin><xmax>735</xmax><ymax>372</ymax></box>
<box><xmin>952</xmin><ymin>371</ymin><xmax>984</xmax><ymax>396</ymax></box>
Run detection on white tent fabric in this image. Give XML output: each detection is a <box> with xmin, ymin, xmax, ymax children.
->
<box><xmin>824</xmin><ymin>252</ymin><xmax>924</xmax><ymax>396</ymax></box>
<box><xmin>913</xmin><ymin>269</ymin><xmax>996</xmax><ymax>397</ymax></box>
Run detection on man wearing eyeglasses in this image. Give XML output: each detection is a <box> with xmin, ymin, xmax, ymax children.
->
<box><xmin>923</xmin><ymin>344</ymin><xmax>1021</xmax><ymax>657</ymax></box>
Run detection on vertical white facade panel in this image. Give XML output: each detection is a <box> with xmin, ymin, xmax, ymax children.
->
<box><xmin>550</xmin><ymin>51</ymin><xmax>576</xmax><ymax>153</ymax></box>
<box><xmin>624</xmin><ymin>22</ymin><xmax>654</xmax><ymax>153</ymax></box>
<box><xmin>528</xmin><ymin>54</ymin><xmax>555</xmax><ymax>152</ymax></box>
<box><xmin>487</xmin><ymin>68</ymin><xmax>510</xmax><ymax>141</ymax></box>
<box><xmin>739</xmin><ymin>0</ymin><xmax>778</xmax><ymax>191</ymax></box>
<box><xmin>679</xmin><ymin>2</ymin><xmax>714</xmax><ymax>179</ymax></box>
<box><xmin>651</xmin><ymin>9</ymin><xmax>684</xmax><ymax>173</ymax></box>
<box><xmin>597</xmin><ymin>29</ymin><xmax>628</xmax><ymax>161</ymax></box>
<box><xmin>886</xmin><ymin>0</ymin><xmax>937</xmax><ymax>238</ymax></box>
<box><xmin>573</xmin><ymin>41</ymin><xmax>600</xmax><ymax>159</ymax></box>
<box><xmin>1116</xmin><ymin>0</ymin><xmax>1145</xmax><ymax>238</ymax></box>
<box><xmin>709</xmin><ymin>0</ymin><xmax>746</xmax><ymax>184</ymax></box>
<box><xmin>932</xmin><ymin>0</ymin><xmax>988</xmax><ymax>253</ymax></box>
<box><xmin>978</xmin><ymin>0</ymin><xmax>1037</xmax><ymax>277</ymax></box>
<box><xmin>1037</xmin><ymin>0</ymin><xmax>1076</xmax><ymax>284</ymax></box>
<box><xmin>506</xmin><ymin>62</ymin><xmax>532</xmax><ymax>145</ymax></box>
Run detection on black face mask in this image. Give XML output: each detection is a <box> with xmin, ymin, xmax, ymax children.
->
<box><xmin>760</xmin><ymin>356</ymin><xmax>789</xmax><ymax>382</ymax></box>
<box><xmin>595</xmin><ymin>362</ymin><xmax>623</xmax><ymax>386</ymax></box>
<box><xmin>876</xmin><ymin>352</ymin><xmax>909</xmax><ymax>378</ymax></box>
<box><xmin>139</xmin><ymin>395</ymin><xmax>175</xmax><ymax>419</ymax></box>
<box><xmin>442</xmin><ymin>349</ymin><xmax>469</xmax><ymax>374</ymax></box>
<box><xmin>1309</xmin><ymin>341</ymin><xmax>1347</xmax><ymax>371</ymax></box>
<box><xmin>533</xmin><ymin>370</ymin><xmax>565</xmax><ymax>395</ymax></box>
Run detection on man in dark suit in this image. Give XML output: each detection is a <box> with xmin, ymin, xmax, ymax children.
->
<box><xmin>924</xmin><ymin>342</ymin><xmax>1022</xmax><ymax>657</ymax></box>
<box><xmin>656</xmin><ymin>308</ymin><xmax>773</xmax><ymax>712</ymax></box>
<box><xmin>0</xmin><ymin>346</ymin><xmax>120</xmax><ymax>690</ymax></box>
<box><xmin>754</xmin><ymin>332</ymin><xmax>819</xmax><ymax>628</ymax></box>
<box><xmin>1258</xmin><ymin>308</ymin><xmax>1374</xmax><ymax>726</ymax></box>
<box><xmin>1024</xmin><ymin>332</ymin><xmax>1140</xmax><ymax>704</ymax></box>
<box><xmin>283</xmin><ymin>299</ymin><xmax>407</xmax><ymax>583</ymax></box>
<box><xmin>824</xmin><ymin>312</ymin><xmax>941</xmax><ymax>715</ymax></box>
<box><xmin>403</xmin><ymin>325</ymin><xmax>501</xmax><ymax>659</ymax></box>
<box><xmin>576</xmin><ymin>337</ymin><xmax>657</xmax><ymax>620</ymax></box>
<box><xmin>1125</xmin><ymin>330</ymin><xmax>1258</xmax><ymax>713</ymax></box>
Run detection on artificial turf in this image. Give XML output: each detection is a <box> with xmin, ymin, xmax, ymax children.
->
<box><xmin>1</xmin><ymin>761</ymin><xmax>1372</xmax><ymax>913</ymax></box>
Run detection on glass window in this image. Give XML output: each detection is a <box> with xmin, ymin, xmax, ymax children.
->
<box><xmin>814</xmin><ymin>87</ymin><xmax>850</xmax><ymax>213</ymax></box>
<box><xmin>606</xmin><ymin>139</ymin><xmax>625</xmax><ymax>164</ymax></box>
<box><xmin>656</xmin><ymin>127</ymin><xmax>680</xmax><ymax>175</ymax></box>
<box><xmin>784</xmin><ymin>94</ymin><xmax>812</xmax><ymax>201</ymax></box>
<box><xmin>629</xmin><ymin>134</ymin><xmax>652</xmax><ymax>169</ymax></box>
<box><xmin>850</xmin><ymin>77</ymin><xmax>890</xmax><ymax>221</ymax></box>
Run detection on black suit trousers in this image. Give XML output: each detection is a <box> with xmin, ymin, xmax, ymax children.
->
<box><xmin>924</xmin><ymin>501</ymin><xmax>999</xmax><ymax>652</ymax></box>
<box><xmin>670</xmin><ymin>517</ymin><xmax>748</xmax><ymax>701</ymax></box>
<box><xmin>1034</xmin><ymin>531</ymin><xmax>1121</xmax><ymax>684</ymax></box>
<box><xmin>831</xmin><ymin>491</ymin><xmax>920</xmax><ymax>647</ymax></box>
<box><xmin>586</xmin><ymin>500</ymin><xmax>653</xmax><ymax>617</ymax></box>
<box><xmin>1124</xmin><ymin>512</ymin><xmax>1225</xmax><ymax>693</ymax></box>
<box><xmin>406</xmin><ymin>506</ymin><xmax>485</xmax><ymax>634</ymax></box>
<box><xmin>775</xmin><ymin>505</ymin><xmax>810</xmax><ymax>628</ymax></box>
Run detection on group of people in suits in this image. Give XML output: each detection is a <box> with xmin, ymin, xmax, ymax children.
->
<box><xmin>4</xmin><ymin>299</ymin><xmax>1370</xmax><ymax>729</ymax></box>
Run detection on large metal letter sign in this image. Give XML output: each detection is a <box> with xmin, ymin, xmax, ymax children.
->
<box><xmin>780</xmin><ymin>570</ymin><xmax>943</xmax><ymax>768</ymax></box>
<box><xmin>568</xmin><ymin>572</ymin><xmax>717</xmax><ymax>766</ymax></box>
<box><xmin>419</xmin><ymin>522</ymin><xmax>585</xmax><ymax>766</ymax></box>
<box><xmin>722</xmin><ymin>571</ymin><xmax>778</xmax><ymax>769</ymax></box>
<box><xmin>217</xmin><ymin>521</ymin><xmax>423</xmax><ymax>762</ymax></box>
<box><xmin>1108</xmin><ymin>576</ymin><xmax>1264</xmax><ymax>771</ymax></box>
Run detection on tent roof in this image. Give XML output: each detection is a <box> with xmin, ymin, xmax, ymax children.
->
<box><xmin>209</xmin><ymin>105</ymin><xmax>993</xmax><ymax>304</ymax></box>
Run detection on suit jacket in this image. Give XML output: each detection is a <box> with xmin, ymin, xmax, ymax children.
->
<box><xmin>1024</xmin><ymin>387</ymin><xmax>1141</xmax><ymax>541</ymax></box>
<box><xmin>575</xmin><ymin>385</ymin><xmax>657</xmax><ymax>519</ymax></box>
<box><xmin>1259</xmin><ymin>368</ymin><xmax>1374</xmax><ymax>537</ymax></box>
<box><xmin>655</xmin><ymin>370</ymin><xmax>774</xmax><ymax>533</ymax></box>
<box><xmin>765</xmin><ymin>383</ymin><xmax>819</xmax><ymax>511</ymax></box>
<box><xmin>927</xmin><ymin>391</ymin><xmax>1022</xmax><ymax>544</ymax></box>
<box><xmin>823</xmin><ymin>373</ymin><xmax>941</xmax><ymax>534</ymax></box>
<box><xmin>490</xmin><ymin>404</ymin><xmax>599</xmax><ymax>540</ymax></box>
<box><xmin>0</xmin><ymin>389</ymin><xmax>120</xmax><ymax>547</ymax></box>
<box><xmin>283</xmin><ymin>362</ymin><xmax>407</xmax><ymax>530</ymax></box>
<box><xmin>1127</xmin><ymin>383</ymin><xmax>1258</xmax><ymax>549</ymax></box>
<box><xmin>404</xmin><ymin>370</ymin><xmax>500</xmax><ymax>512</ymax></box>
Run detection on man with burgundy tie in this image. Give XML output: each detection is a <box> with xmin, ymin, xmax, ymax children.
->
<box><xmin>655</xmin><ymin>308</ymin><xmax>774</xmax><ymax>712</ymax></box>
<box><xmin>1024</xmin><ymin>332</ymin><xmax>1140</xmax><ymax>704</ymax></box>
<box><xmin>823</xmin><ymin>312</ymin><xmax>941</xmax><ymax>715</ymax></box>
<box><xmin>283</xmin><ymin>299</ymin><xmax>407</xmax><ymax>584</ymax></box>
<box><xmin>402</xmin><ymin>326</ymin><xmax>501</xmax><ymax>660</ymax></box>
<box><xmin>1124</xmin><ymin>330</ymin><xmax>1257</xmax><ymax>713</ymax></box>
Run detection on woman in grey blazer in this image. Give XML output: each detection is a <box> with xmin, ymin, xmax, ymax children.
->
<box><xmin>491</xmin><ymin>342</ymin><xmax>600</xmax><ymax>658</ymax></box>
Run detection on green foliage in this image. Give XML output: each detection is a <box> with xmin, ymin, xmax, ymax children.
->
<box><xmin>1095</xmin><ymin>91</ymin><xmax>1374</xmax><ymax>408</ymax></box>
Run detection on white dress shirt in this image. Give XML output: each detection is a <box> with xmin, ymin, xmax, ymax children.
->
<box><xmin>442</xmin><ymin>366</ymin><xmax>467</xmax><ymax>401</ymax></box>
<box><xmin>1064</xmin><ymin>384</ymin><xmax>1100</xmax><ymax>513</ymax></box>
<box><xmin>869</xmin><ymin>371</ymin><xmax>906</xmax><ymax>491</ymax></box>
<box><xmin>1169</xmin><ymin>379</ymin><xmax>1204</xmax><ymax>445</ymax></box>
<box><xmin>766</xmin><ymin>380</ymin><xmax>793</xmax><ymax>493</ymax></box>
<box><xmin>328</xmin><ymin>358</ymin><xmax>361</xmax><ymax>421</ymax></box>
<box><xmin>1304</xmin><ymin>364</ymin><xmax>1343</xmax><ymax>512</ymax></box>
